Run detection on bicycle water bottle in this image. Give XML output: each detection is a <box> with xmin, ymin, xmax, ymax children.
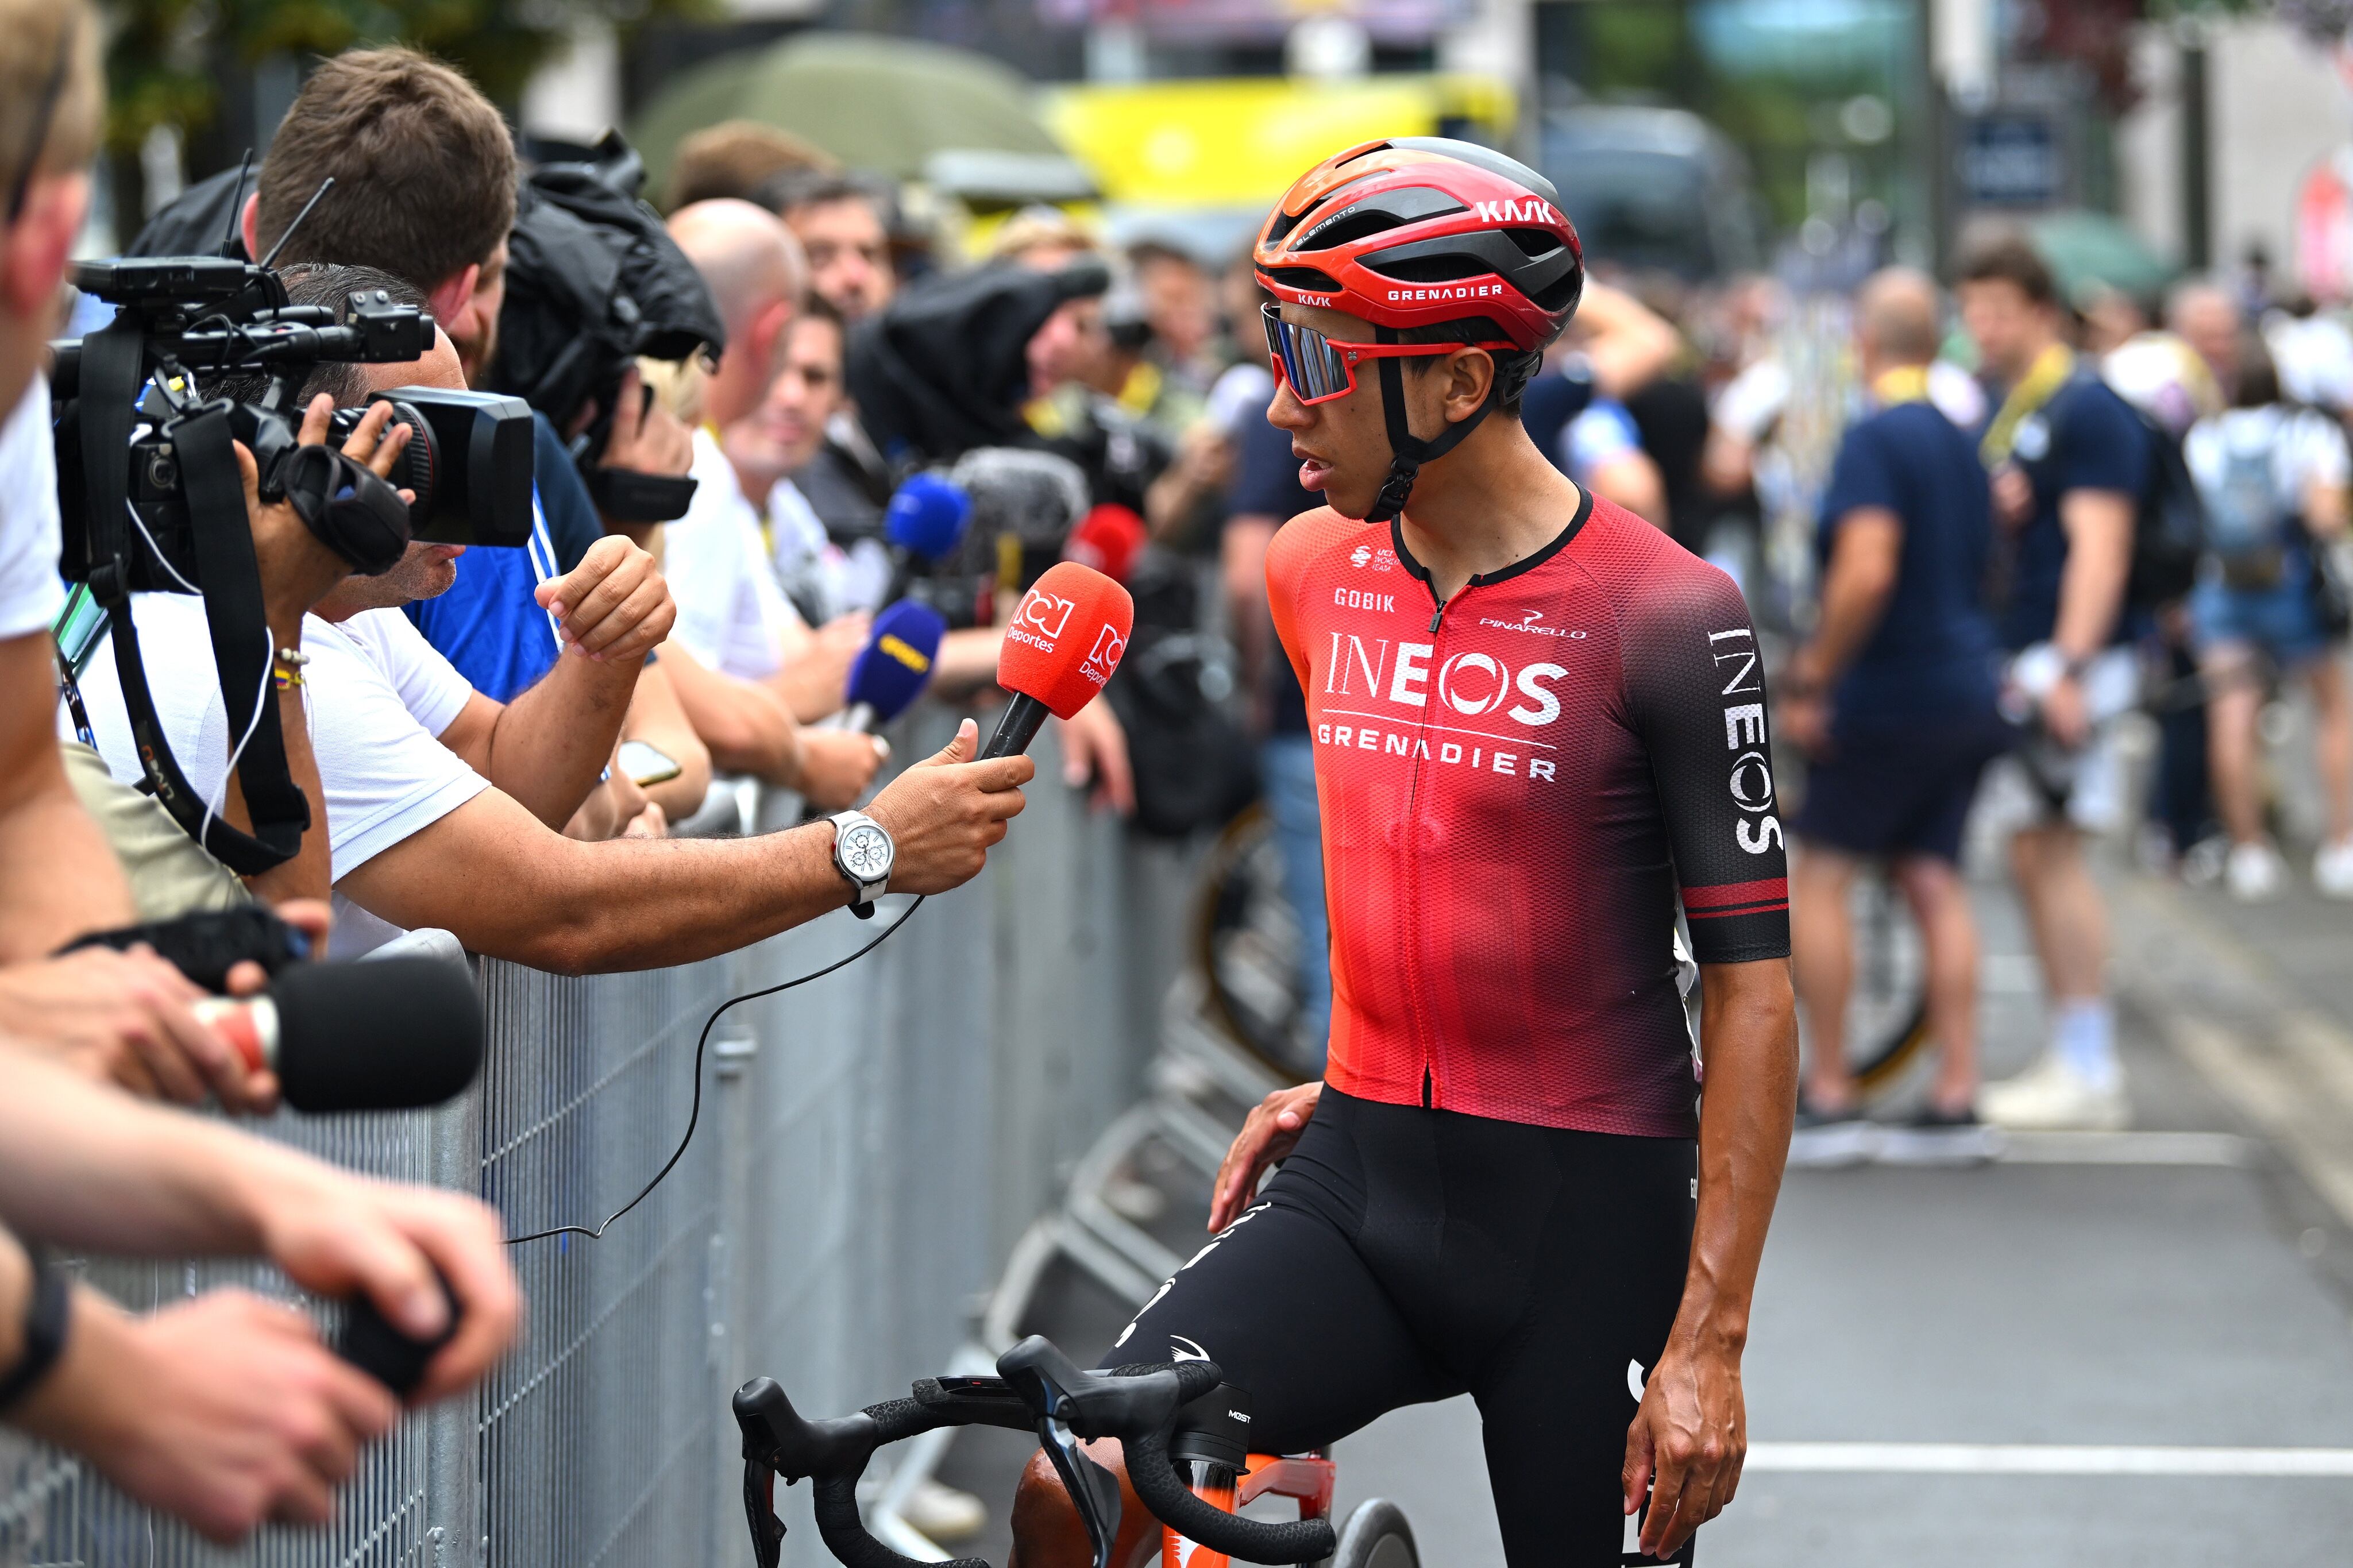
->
<box><xmin>1165</xmin><ymin>1381</ymin><xmax>1253</xmax><ymax>1567</ymax></box>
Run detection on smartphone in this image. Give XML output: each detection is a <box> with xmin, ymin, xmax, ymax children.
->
<box><xmin>618</xmin><ymin>740</ymin><xmax>682</xmax><ymax>787</ymax></box>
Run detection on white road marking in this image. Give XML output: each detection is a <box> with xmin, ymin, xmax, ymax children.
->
<box><xmin>1747</xmin><ymin>1443</ymin><xmax>2353</xmax><ymax>1477</ymax></box>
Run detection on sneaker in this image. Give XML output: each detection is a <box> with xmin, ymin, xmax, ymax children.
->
<box><xmin>2227</xmin><ymin>840</ymin><xmax>2286</xmax><ymax>902</ymax></box>
<box><xmin>1788</xmin><ymin>1096</ymin><xmax>1878</xmax><ymax>1167</ymax></box>
<box><xmin>1977</xmin><ymin>1053</ymin><xmax>2128</xmax><ymax>1131</ymax></box>
<box><xmin>901</xmin><ymin>1479</ymin><xmax>986</xmax><ymax>1543</ymax></box>
<box><xmin>1877</xmin><ymin>1104</ymin><xmax>2005</xmax><ymax>1166</ymax></box>
<box><xmin>2316</xmin><ymin>839</ymin><xmax>2353</xmax><ymax>901</ymax></box>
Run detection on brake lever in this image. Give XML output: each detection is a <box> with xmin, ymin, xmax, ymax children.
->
<box><xmin>742</xmin><ymin>1458</ymin><xmax>785</xmax><ymax>1568</ymax></box>
<box><xmin>1034</xmin><ymin>1413</ymin><xmax>1123</xmax><ymax>1568</ymax></box>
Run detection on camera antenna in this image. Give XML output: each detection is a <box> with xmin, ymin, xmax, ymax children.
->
<box><xmin>256</xmin><ymin>176</ymin><xmax>332</xmax><ymax>270</ymax></box>
<box><xmin>218</xmin><ymin>149</ymin><xmax>252</xmax><ymax>258</ymax></box>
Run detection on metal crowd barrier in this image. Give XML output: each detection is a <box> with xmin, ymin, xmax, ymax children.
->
<box><xmin>0</xmin><ymin>718</ymin><xmax>1188</xmax><ymax>1568</ymax></box>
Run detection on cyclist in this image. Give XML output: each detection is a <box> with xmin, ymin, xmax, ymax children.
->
<box><xmin>1010</xmin><ymin>139</ymin><xmax>1798</xmax><ymax>1567</ymax></box>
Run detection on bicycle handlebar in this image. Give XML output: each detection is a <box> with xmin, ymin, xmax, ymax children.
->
<box><xmin>733</xmin><ymin>1335</ymin><xmax>1337</xmax><ymax>1568</ymax></box>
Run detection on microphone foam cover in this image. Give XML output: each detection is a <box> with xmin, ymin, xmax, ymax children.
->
<box><xmin>882</xmin><ymin>473</ymin><xmax>971</xmax><ymax>561</ymax></box>
<box><xmin>997</xmin><ymin>561</ymin><xmax>1135</xmax><ymax>720</ymax></box>
<box><xmin>1063</xmin><ymin>503</ymin><xmax>1147</xmax><ymax>585</ymax></box>
<box><xmin>847</xmin><ymin>600</ymin><xmax>947</xmax><ymax>724</ymax></box>
<box><xmin>271</xmin><ymin>958</ymin><xmax>484</xmax><ymax>1114</ymax></box>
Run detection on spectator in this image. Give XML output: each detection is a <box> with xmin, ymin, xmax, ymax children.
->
<box><xmin>723</xmin><ymin>300</ymin><xmax>889</xmax><ymax>623</ymax></box>
<box><xmin>1522</xmin><ymin>281</ymin><xmax>1680</xmax><ymax>508</ymax></box>
<box><xmin>1783</xmin><ymin>270</ymin><xmax>2010</xmax><ymax>1162</ymax></box>
<box><xmin>2182</xmin><ymin>339</ymin><xmax>2353</xmax><ymax>899</ymax></box>
<box><xmin>664</xmin><ymin>199</ymin><xmax>883</xmax><ymax>798</ymax></box>
<box><xmin>664</xmin><ymin>120</ymin><xmax>838</xmax><ymax>214</ymax></box>
<box><xmin>0</xmin><ymin>1044</ymin><xmax>517</xmax><ymax>1542</ymax></box>
<box><xmin>762</xmin><ymin>171</ymin><xmax>897</xmax><ymax>323</ymax></box>
<box><xmin>1127</xmin><ymin>240</ymin><xmax>1218</xmax><ymax>391</ymax></box>
<box><xmin>1960</xmin><ymin>237</ymin><xmax>2147</xmax><ymax>1131</ymax></box>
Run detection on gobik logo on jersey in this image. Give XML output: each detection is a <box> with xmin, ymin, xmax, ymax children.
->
<box><xmin>1080</xmin><ymin>624</ymin><xmax>1127</xmax><ymax>688</ymax></box>
<box><xmin>1005</xmin><ymin>588</ymin><xmax>1074</xmax><ymax>654</ymax></box>
<box><xmin>1711</xmin><ymin>627</ymin><xmax>1782</xmax><ymax>854</ymax></box>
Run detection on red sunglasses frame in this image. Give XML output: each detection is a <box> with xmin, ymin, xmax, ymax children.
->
<box><xmin>1262</xmin><ymin>304</ymin><xmax>1517</xmax><ymax>407</ymax></box>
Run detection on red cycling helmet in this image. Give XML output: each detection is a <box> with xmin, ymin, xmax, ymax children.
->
<box><xmin>1253</xmin><ymin>138</ymin><xmax>1584</xmax><ymax>520</ymax></box>
<box><xmin>1253</xmin><ymin>137</ymin><xmax>1584</xmax><ymax>350</ymax></box>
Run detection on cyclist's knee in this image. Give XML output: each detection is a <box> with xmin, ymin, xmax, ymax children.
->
<box><xmin>1009</xmin><ymin>1440</ymin><xmax>1157</xmax><ymax>1568</ymax></box>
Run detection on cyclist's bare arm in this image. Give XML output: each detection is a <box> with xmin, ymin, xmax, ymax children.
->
<box><xmin>1623</xmin><ymin>956</ymin><xmax>1796</xmax><ymax>1560</ymax></box>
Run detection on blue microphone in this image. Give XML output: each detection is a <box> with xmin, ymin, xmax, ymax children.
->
<box><xmin>842</xmin><ymin>599</ymin><xmax>948</xmax><ymax>733</ymax></box>
<box><xmin>883</xmin><ymin>473</ymin><xmax>971</xmax><ymax>605</ymax></box>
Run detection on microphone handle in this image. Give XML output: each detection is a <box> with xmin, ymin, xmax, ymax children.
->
<box><xmin>844</xmin><ymin>702</ymin><xmax>875</xmax><ymax>735</ymax></box>
<box><xmin>982</xmin><ymin>693</ymin><xmax>1052</xmax><ymax>760</ymax></box>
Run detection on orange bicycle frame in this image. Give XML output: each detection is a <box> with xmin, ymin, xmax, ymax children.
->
<box><xmin>1160</xmin><ymin>1451</ymin><xmax>1335</xmax><ymax>1568</ymax></box>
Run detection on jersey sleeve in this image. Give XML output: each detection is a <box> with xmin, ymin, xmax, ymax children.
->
<box><xmin>1818</xmin><ymin>417</ymin><xmax>1901</xmax><ymax>526</ymax></box>
<box><xmin>1618</xmin><ymin>559</ymin><xmax>1791</xmax><ymax>963</ymax></box>
<box><xmin>2056</xmin><ymin>384</ymin><xmax>2150</xmax><ymax>497</ymax></box>
<box><xmin>1262</xmin><ymin>511</ymin><xmax>1325</xmax><ymax>705</ymax></box>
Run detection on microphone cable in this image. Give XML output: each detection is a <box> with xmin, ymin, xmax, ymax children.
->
<box><xmin>504</xmin><ymin>895</ymin><xmax>926</xmax><ymax>1246</ymax></box>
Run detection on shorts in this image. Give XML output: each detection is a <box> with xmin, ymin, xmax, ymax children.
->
<box><xmin>1792</xmin><ymin>717</ymin><xmax>2013</xmax><ymax>864</ymax></box>
<box><xmin>1099</xmin><ymin>1088</ymin><xmax>1696</xmax><ymax>1566</ymax></box>
<box><xmin>2190</xmin><ymin>563</ymin><xmax>2333</xmax><ymax>669</ymax></box>
<box><xmin>1976</xmin><ymin>646</ymin><xmax>2142</xmax><ymax>835</ymax></box>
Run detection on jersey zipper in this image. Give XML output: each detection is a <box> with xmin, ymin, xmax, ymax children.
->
<box><xmin>1401</xmin><ymin>585</ymin><xmax>1450</xmax><ymax>1111</ymax></box>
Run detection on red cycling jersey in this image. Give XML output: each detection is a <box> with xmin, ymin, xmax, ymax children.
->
<box><xmin>1266</xmin><ymin>491</ymin><xmax>1790</xmax><ymax>1137</ymax></box>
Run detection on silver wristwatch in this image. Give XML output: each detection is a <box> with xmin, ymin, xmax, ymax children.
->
<box><xmin>828</xmin><ymin>810</ymin><xmax>895</xmax><ymax>919</ymax></box>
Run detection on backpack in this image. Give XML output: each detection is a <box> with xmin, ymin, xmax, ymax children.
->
<box><xmin>2198</xmin><ymin>418</ymin><xmax>2291</xmax><ymax>589</ymax></box>
<box><xmin>2119</xmin><ymin>399</ymin><xmax>2207</xmax><ymax>611</ymax></box>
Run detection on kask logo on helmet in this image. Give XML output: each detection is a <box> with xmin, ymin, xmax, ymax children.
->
<box><xmin>1472</xmin><ymin>198</ymin><xmax>1563</xmax><ymax>226</ymax></box>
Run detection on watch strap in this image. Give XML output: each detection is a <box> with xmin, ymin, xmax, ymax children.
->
<box><xmin>0</xmin><ymin>1253</ymin><xmax>70</xmax><ymax>1412</ymax></box>
<box><xmin>828</xmin><ymin>810</ymin><xmax>890</xmax><ymax>918</ymax></box>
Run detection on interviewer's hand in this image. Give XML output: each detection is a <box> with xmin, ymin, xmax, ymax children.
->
<box><xmin>13</xmin><ymin>1288</ymin><xmax>400</xmax><ymax>1542</ymax></box>
<box><xmin>1209</xmin><ymin>1080</ymin><xmax>1320</xmax><ymax>1231</ymax></box>
<box><xmin>245</xmin><ymin>1165</ymin><xmax>520</xmax><ymax>1406</ymax></box>
<box><xmin>0</xmin><ymin>945</ymin><xmax>275</xmax><ymax>1113</ymax></box>
<box><xmin>863</xmin><ymin>718</ymin><xmax>1031</xmax><ymax>894</ymax></box>
<box><xmin>1623</xmin><ymin>1333</ymin><xmax>1747</xmax><ymax>1559</ymax></box>
<box><xmin>537</xmin><ymin>535</ymin><xmax>674</xmax><ymax>665</ymax></box>
<box><xmin>796</xmin><ymin>726</ymin><xmax>889</xmax><ymax>811</ymax></box>
<box><xmin>237</xmin><ymin>395</ymin><xmax>414</xmax><ymax>633</ymax></box>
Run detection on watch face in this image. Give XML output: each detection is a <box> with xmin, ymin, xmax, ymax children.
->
<box><xmin>840</xmin><ymin>822</ymin><xmax>892</xmax><ymax>882</ymax></box>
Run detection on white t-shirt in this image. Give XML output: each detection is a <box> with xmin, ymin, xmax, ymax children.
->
<box><xmin>0</xmin><ymin>380</ymin><xmax>64</xmax><ymax>640</ymax></box>
<box><xmin>2184</xmin><ymin>404</ymin><xmax>2351</xmax><ymax>552</ymax></box>
<box><xmin>665</xmin><ymin>428</ymin><xmax>799</xmax><ymax>679</ymax></box>
<box><xmin>67</xmin><ymin>596</ymin><xmax>489</xmax><ymax>956</ymax></box>
<box><xmin>770</xmin><ymin>476</ymin><xmax>888</xmax><ymax>620</ymax></box>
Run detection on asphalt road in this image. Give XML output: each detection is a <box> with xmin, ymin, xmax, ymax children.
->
<box><xmin>935</xmin><ymin>864</ymin><xmax>2353</xmax><ymax>1567</ymax></box>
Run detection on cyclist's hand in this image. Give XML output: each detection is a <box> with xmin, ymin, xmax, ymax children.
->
<box><xmin>1623</xmin><ymin>1337</ymin><xmax>1746</xmax><ymax>1560</ymax></box>
<box><xmin>863</xmin><ymin>718</ymin><xmax>1032</xmax><ymax>894</ymax></box>
<box><xmin>1209</xmin><ymin>1081</ymin><xmax>1321</xmax><ymax>1231</ymax></box>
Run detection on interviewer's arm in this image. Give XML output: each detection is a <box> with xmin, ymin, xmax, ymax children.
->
<box><xmin>1624</xmin><ymin>957</ymin><xmax>1797</xmax><ymax>1559</ymax></box>
<box><xmin>336</xmin><ymin>719</ymin><xmax>1030</xmax><ymax>974</ymax></box>
<box><xmin>0</xmin><ymin>633</ymin><xmax>134</xmax><ymax>958</ymax></box>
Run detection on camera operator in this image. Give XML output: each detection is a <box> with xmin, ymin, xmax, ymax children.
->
<box><xmin>71</xmin><ymin>264</ymin><xmax>686</xmax><ymax>951</ymax></box>
<box><xmin>0</xmin><ymin>1041</ymin><xmax>519</xmax><ymax>1542</ymax></box>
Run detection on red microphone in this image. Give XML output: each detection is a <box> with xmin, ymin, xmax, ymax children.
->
<box><xmin>1063</xmin><ymin>502</ymin><xmax>1147</xmax><ymax>584</ymax></box>
<box><xmin>985</xmin><ymin>561</ymin><xmax>1135</xmax><ymax>760</ymax></box>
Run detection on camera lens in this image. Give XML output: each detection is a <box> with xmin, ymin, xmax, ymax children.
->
<box><xmin>378</xmin><ymin>399</ymin><xmax>438</xmax><ymax>515</ymax></box>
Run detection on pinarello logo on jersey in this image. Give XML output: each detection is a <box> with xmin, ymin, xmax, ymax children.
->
<box><xmin>1476</xmin><ymin>608</ymin><xmax>1587</xmax><ymax>639</ymax></box>
<box><xmin>1080</xmin><ymin>623</ymin><xmax>1127</xmax><ymax>688</ymax></box>
<box><xmin>1005</xmin><ymin>588</ymin><xmax>1075</xmax><ymax>654</ymax></box>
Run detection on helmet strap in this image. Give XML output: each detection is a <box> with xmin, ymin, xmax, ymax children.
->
<box><xmin>1364</xmin><ymin>328</ymin><xmax>1497</xmax><ymax>524</ymax></box>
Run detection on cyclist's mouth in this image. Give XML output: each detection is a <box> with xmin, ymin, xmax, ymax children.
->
<box><xmin>1295</xmin><ymin>449</ymin><xmax>1332</xmax><ymax>492</ymax></box>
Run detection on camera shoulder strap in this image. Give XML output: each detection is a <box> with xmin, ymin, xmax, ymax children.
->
<box><xmin>81</xmin><ymin>334</ymin><xmax>307</xmax><ymax>874</ymax></box>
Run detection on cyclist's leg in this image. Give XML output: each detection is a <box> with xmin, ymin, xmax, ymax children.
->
<box><xmin>1467</xmin><ymin>1129</ymin><xmax>1696</xmax><ymax>1566</ymax></box>
<box><xmin>1012</xmin><ymin>1095</ymin><xmax>1457</xmax><ymax>1566</ymax></box>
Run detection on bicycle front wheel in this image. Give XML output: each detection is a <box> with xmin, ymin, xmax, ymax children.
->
<box><xmin>1330</xmin><ymin>1499</ymin><xmax>1419</xmax><ymax>1568</ymax></box>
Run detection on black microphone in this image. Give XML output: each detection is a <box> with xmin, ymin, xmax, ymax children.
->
<box><xmin>195</xmin><ymin>957</ymin><xmax>483</xmax><ymax>1113</ymax></box>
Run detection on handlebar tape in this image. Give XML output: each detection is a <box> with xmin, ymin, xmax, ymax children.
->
<box><xmin>1125</xmin><ymin>1424</ymin><xmax>1337</xmax><ymax>1565</ymax></box>
<box><xmin>812</xmin><ymin>1473</ymin><xmax>989</xmax><ymax>1568</ymax></box>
